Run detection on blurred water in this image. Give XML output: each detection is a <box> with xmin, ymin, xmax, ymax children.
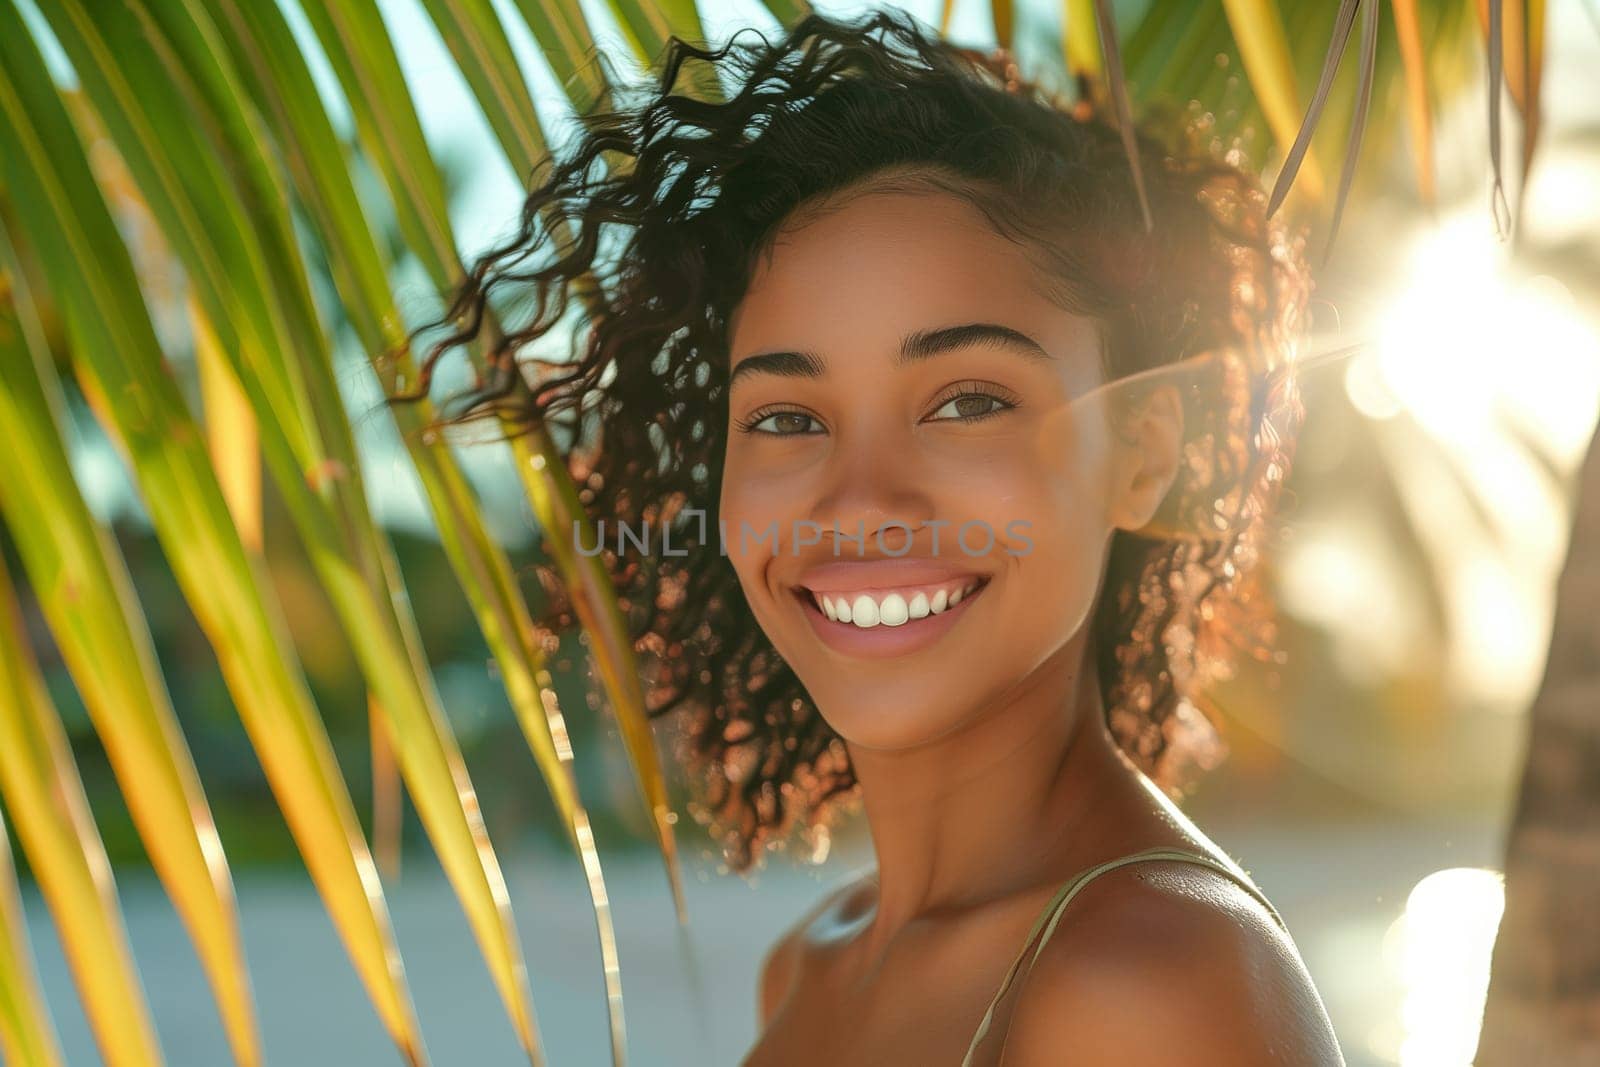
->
<box><xmin>14</xmin><ymin>814</ymin><xmax>1504</xmax><ymax>1066</ymax></box>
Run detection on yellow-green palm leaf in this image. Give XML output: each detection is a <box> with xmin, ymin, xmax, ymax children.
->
<box><xmin>0</xmin><ymin>806</ymin><xmax>64</xmax><ymax>1067</ymax></box>
<box><xmin>0</xmin><ymin>554</ymin><xmax>163</xmax><ymax>1067</ymax></box>
<box><xmin>296</xmin><ymin>0</ymin><xmax>686</xmax><ymax>930</ymax></box>
<box><xmin>33</xmin><ymin>2</ymin><xmax>549</xmax><ymax>1055</ymax></box>
<box><xmin>0</xmin><ymin>10</ymin><xmax>427</xmax><ymax>1059</ymax></box>
<box><xmin>0</xmin><ymin>247</ymin><xmax>262</xmax><ymax>1067</ymax></box>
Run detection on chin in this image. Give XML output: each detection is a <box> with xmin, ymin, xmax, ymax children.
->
<box><xmin>805</xmin><ymin>672</ymin><xmax>997</xmax><ymax>750</ymax></box>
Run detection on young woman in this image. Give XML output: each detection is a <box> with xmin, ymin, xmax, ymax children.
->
<box><xmin>411</xmin><ymin>8</ymin><xmax>1345</xmax><ymax>1063</ymax></box>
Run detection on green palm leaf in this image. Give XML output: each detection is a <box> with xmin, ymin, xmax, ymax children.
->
<box><xmin>1391</xmin><ymin>0</ymin><xmax>1435</xmax><ymax>202</ymax></box>
<box><xmin>508</xmin><ymin>0</ymin><xmax>617</xmax><ymax>115</ymax></box>
<box><xmin>0</xmin><ymin>762</ymin><xmax>64</xmax><ymax>1067</ymax></box>
<box><xmin>1223</xmin><ymin>0</ymin><xmax>1328</xmax><ymax>203</ymax></box>
<box><xmin>439</xmin><ymin>0</ymin><xmax>694</xmax><ymax>930</ymax></box>
<box><xmin>37</xmin><ymin>2</ymin><xmax>549</xmax><ymax>1056</ymax></box>
<box><xmin>1487</xmin><ymin>0</ymin><xmax>1511</xmax><ymax>234</ymax></box>
<box><xmin>1064</xmin><ymin>0</ymin><xmax>1102</xmax><ymax>79</ymax></box>
<box><xmin>1263</xmin><ymin>0</ymin><xmax>1359</xmax><ymax>219</ymax></box>
<box><xmin>0</xmin><ymin>242</ymin><xmax>262</xmax><ymax>1067</ymax></box>
<box><xmin>603</xmin><ymin>0</ymin><xmax>711</xmax><ymax>81</ymax></box>
<box><xmin>1326</xmin><ymin>0</ymin><xmax>1379</xmax><ymax>255</ymax></box>
<box><xmin>0</xmin><ymin>9</ymin><xmax>428</xmax><ymax>1059</ymax></box>
<box><xmin>1092</xmin><ymin>0</ymin><xmax>1152</xmax><ymax>230</ymax></box>
<box><xmin>297</xmin><ymin>0</ymin><xmax>687</xmax><ymax>931</ymax></box>
<box><xmin>419</xmin><ymin>0</ymin><xmax>549</xmax><ymax>182</ymax></box>
<box><xmin>0</xmin><ymin>552</ymin><xmax>164</xmax><ymax>1067</ymax></box>
<box><xmin>204</xmin><ymin>0</ymin><xmax>635</xmax><ymax>1055</ymax></box>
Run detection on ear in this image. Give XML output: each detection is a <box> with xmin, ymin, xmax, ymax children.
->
<box><xmin>1106</xmin><ymin>385</ymin><xmax>1184</xmax><ymax>532</ymax></box>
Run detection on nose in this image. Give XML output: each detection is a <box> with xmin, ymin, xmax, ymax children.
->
<box><xmin>805</xmin><ymin>425</ymin><xmax>936</xmax><ymax>555</ymax></box>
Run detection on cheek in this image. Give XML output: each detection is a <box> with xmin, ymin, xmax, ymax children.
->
<box><xmin>717</xmin><ymin>454</ymin><xmax>792</xmax><ymax>616</ymax></box>
<box><xmin>962</xmin><ymin>423</ymin><xmax>1111</xmax><ymax>564</ymax></box>
<box><xmin>960</xmin><ymin>428</ymin><xmax>1114</xmax><ymax>678</ymax></box>
<box><xmin>720</xmin><ymin>453</ymin><xmax>793</xmax><ymax>526</ymax></box>
<box><xmin>987</xmin><ymin>475</ymin><xmax>1109</xmax><ymax>646</ymax></box>
<box><xmin>717</xmin><ymin>484</ymin><xmax>756</xmax><ymax>605</ymax></box>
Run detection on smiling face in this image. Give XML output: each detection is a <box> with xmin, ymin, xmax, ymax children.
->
<box><xmin>720</xmin><ymin>182</ymin><xmax>1178</xmax><ymax>753</ymax></box>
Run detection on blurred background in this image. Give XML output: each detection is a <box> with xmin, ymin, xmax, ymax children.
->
<box><xmin>2</xmin><ymin>0</ymin><xmax>1598</xmax><ymax>1064</ymax></box>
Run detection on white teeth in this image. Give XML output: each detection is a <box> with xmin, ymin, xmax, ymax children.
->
<box><xmin>809</xmin><ymin>581</ymin><xmax>982</xmax><ymax>628</ymax></box>
<box><xmin>878</xmin><ymin>593</ymin><xmax>908</xmax><ymax>626</ymax></box>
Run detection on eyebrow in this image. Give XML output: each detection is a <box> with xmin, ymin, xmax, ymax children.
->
<box><xmin>727</xmin><ymin>322</ymin><xmax>1053</xmax><ymax>389</ymax></box>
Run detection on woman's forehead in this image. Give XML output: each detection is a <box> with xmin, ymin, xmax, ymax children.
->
<box><xmin>742</xmin><ymin>189</ymin><xmax>1020</xmax><ymax>297</ymax></box>
<box><xmin>728</xmin><ymin>189</ymin><xmax>1101</xmax><ymax>382</ymax></box>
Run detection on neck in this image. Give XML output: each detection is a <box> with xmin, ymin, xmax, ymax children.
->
<box><xmin>846</xmin><ymin>627</ymin><xmax>1133</xmax><ymax>957</ymax></box>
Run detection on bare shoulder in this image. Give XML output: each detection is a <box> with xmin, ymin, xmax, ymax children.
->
<box><xmin>756</xmin><ymin>868</ymin><xmax>875</xmax><ymax>1025</ymax></box>
<box><xmin>998</xmin><ymin>858</ymin><xmax>1346</xmax><ymax>1066</ymax></box>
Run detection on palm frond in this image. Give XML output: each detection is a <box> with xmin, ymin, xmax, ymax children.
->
<box><xmin>1092</xmin><ymin>0</ymin><xmax>1152</xmax><ymax>230</ymax></box>
<box><xmin>0</xmin><ymin>551</ymin><xmax>165</xmax><ymax>1067</ymax></box>
<box><xmin>508</xmin><ymin>0</ymin><xmax>618</xmax><ymax>115</ymax></box>
<box><xmin>0</xmin><ymin>806</ymin><xmax>64</xmax><ymax>1067</ymax></box>
<box><xmin>1064</xmin><ymin>0</ymin><xmax>1102</xmax><ymax>79</ymax></box>
<box><xmin>1</xmin><ymin>253</ymin><xmax>262</xmax><ymax>1067</ymax></box>
<box><xmin>1266</xmin><ymin>0</ymin><xmax>1360</xmax><ymax>218</ymax></box>
<box><xmin>991</xmin><ymin>0</ymin><xmax>1016</xmax><ymax>51</ymax></box>
<box><xmin>1223</xmin><ymin>0</ymin><xmax>1328</xmax><ymax>205</ymax></box>
<box><xmin>0</xmin><ymin>8</ymin><xmax>429</xmax><ymax>1057</ymax></box>
<box><xmin>1326</xmin><ymin>0</ymin><xmax>1379</xmax><ymax>258</ymax></box>
<box><xmin>345</xmin><ymin>0</ymin><xmax>690</xmax><ymax>934</ymax></box>
<box><xmin>1391</xmin><ymin>0</ymin><xmax>1435</xmax><ymax>203</ymax></box>
<box><xmin>62</xmin><ymin>5</ymin><xmax>547</xmax><ymax>1055</ymax></box>
<box><xmin>1487</xmin><ymin>0</ymin><xmax>1512</xmax><ymax>235</ymax></box>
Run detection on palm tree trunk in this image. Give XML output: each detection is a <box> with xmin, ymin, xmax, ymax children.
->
<box><xmin>1477</xmin><ymin>425</ymin><xmax>1600</xmax><ymax>1064</ymax></box>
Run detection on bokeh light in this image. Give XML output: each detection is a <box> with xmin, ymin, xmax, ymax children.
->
<box><xmin>1379</xmin><ymin>867</ymin><xmax>1506</xmax><ymax>1066</ymax></box>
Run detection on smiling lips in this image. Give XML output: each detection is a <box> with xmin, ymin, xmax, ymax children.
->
<box><xmin>789</xmin><ymin>559</ymin><xmax>991</xmax><ymax>656</ymax></box>
<box><xmin>806</xmin><ymin>577</ymin><xmax>985</xmax><ymax>629</ymax></box>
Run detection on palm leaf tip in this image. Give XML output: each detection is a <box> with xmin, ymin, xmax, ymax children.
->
<box><xmin>1325</xmin><ymin>0</ymin><xmax>1380</xmax><ymax>261</ymax></box>
<box><xmin>1391</xmin><ymin>0</ymin><xmax>1435</xmax><ymax>204</ymax></box>
<box><xmin>1265</xmin><ymin>0</ymin><xmax>1361</xmax><ymax>220</ymax></box>
<box><xmin>1063</xmin><ymin>0</ymin><xmax>1102</xmax><ymax>79</ymax></box>
<box><xmin>990</xmin><ymin>0</ymin><xmax>1015</xmax><ymax>51</ymax></box>
<box><xmin>1486</xmin><ymin>0</ymin><xmax>1511</xmax><ymax>237</ymax></box>
<box><xmin>1092</xmin><ymin>0</ymin><xmax>1153</xmax><ymax>232</ymax></box>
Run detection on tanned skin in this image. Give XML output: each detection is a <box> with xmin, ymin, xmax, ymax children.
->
<box><xmin>721</xmin><ymin>183</ymin><xmax>1346</xmax><ymax>1066</ymax></box>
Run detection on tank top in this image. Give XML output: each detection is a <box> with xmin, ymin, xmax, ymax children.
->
<box><xmin>962</xmin><ymin>845</ymin><xmax>1291</xmax><ymax>1066</ymax></box>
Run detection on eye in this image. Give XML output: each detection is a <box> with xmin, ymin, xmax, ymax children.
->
<box><xmin>925</xmin><ymin>382</ymin><xmax>1021</xmax><ymax>424</ymax></box>
<box><xmin>735</xmin><ymin>407</ymin><xmax>824</xmax><ymax>436</ymax></box>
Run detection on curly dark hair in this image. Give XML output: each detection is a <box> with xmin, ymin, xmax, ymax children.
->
<box><xmin>396</xmin><ymin>7</ymin><xmax>1310</xmax><ymax>872</ymax></box>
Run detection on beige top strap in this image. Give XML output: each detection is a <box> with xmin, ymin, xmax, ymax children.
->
<box><xmin>961</xmin><ymin>846</ymin><xmax>1289</xmax><ymax>1066</ymax></box>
